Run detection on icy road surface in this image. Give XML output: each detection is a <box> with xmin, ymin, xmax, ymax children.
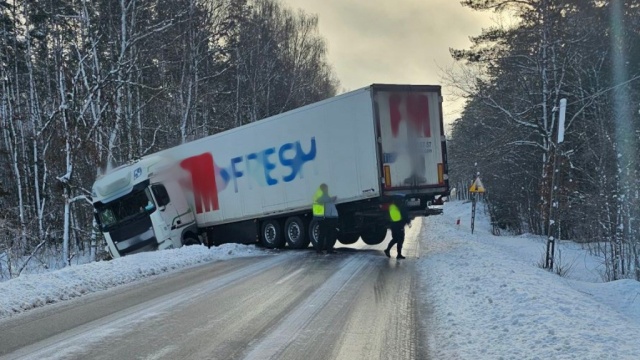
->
<box><xmin>0</xmin><ymin>225</ymin><xmax>429</xmax><ymax>360</ymax></box>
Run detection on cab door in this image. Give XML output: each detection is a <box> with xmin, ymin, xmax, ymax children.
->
<box><xmin>150</xmin><ymin>184</ymin><xmax>180</xmax><ymax>247</ymax></box>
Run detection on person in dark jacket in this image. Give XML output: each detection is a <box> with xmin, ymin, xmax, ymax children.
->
<box><xmin>312</xmin><ymin>183</ymin><xmax>339</xmax><ymax>254</ymax></box>
<box><xmin>384</xmin><ymin>197</ymin><xmax>410</xmax><ymax>259</ymax></box>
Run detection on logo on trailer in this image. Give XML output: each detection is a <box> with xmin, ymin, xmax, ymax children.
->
<box><xmin>180</xmin><ymin>137</ymin><xmax>317</xmax><ymax>214</ymax></box>
<box><xmin>389</xmin><ymin>93</ymin><xmax>431</xmax><ymax>138</ymax></box>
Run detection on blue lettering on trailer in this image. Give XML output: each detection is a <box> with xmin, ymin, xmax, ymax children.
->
<box><xmin>218</xmin><ymin>137</ymin><xmax>317</xmax><ymax>192</ymax></box>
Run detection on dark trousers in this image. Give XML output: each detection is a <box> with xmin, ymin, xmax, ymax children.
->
<box><xmin>386</xmin><ymin>223</ymin><xmax>405</xmax><ymax>255</ymax></box>
<box><xmin>318</xmin><ymin>217</ymin><xmax>338</xmax><ymax>251</ymax></box>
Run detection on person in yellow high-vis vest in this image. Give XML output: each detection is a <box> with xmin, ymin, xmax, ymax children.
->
<box><xmin>312</xmin><ymin>183</ymin><xmax>339</xmax><ymax>254</ymax></box>
<box><xmin>384</xmin><ymin>197</ymin><xmax>410</xmax><ymax>259</ymax></box>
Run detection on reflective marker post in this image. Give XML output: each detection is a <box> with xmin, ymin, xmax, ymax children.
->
<box><xmin>471</xmin><ymin>193</ymin><xmax>476</xmax><ymax>234</ymax></box>
<box><xmin>545</xmin><ymin>98</ymin><xmax>566</xmax><ymax>270</ymax></box>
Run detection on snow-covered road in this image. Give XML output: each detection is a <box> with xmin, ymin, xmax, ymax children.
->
<box><xmin>1</xmin><ymin>236</ymin><xmax>427</xmax><ymax>359</ymax></box>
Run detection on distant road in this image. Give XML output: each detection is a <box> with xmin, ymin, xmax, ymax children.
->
<box><xmin>0</xmin><ymin>234</ymin><xmax>430</xmax><ymax>360</ymax></box>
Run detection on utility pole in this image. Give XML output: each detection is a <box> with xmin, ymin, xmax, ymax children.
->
<box><xmin>545</xmin><ymin>99</ymin><xmax>566</xmax><ymax>270</ymax></box>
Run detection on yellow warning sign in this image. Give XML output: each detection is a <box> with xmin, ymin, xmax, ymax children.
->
<box><xmin>469</xmin><ymin>177</ymin><xmax>486</xmax><ymax>193</ymax></box>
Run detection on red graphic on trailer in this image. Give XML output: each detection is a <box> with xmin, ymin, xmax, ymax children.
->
<box><xmin>180</xmin><ymin>153</ymin><xmax>219</xmax><ymax>213</ymax></box>
<box><xmin>389</xmin><ymin>93</ymin><xmax>431</xmax><ymax>138</ymax></box>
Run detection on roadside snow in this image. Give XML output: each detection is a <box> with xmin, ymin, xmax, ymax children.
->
<box><xmin>419</xmin><ymin>201</ymin><xmax>640</xmax><ymax>359</ymax></box>
<box><xmin>0</xmin><ymin>244</ymin><xmax>264</xmax><ymax>319</ymax></box>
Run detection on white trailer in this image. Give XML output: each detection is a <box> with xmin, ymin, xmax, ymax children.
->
<box><xmin>91</xmin><ymin>84</ymin><xmax>449</xmax><ymax>257</ymax></box>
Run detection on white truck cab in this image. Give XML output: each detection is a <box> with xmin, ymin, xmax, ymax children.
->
<box><xmin>91</xmin><ymin>157</ymin><xmax>198</xmax><ymax>258</ymax></box>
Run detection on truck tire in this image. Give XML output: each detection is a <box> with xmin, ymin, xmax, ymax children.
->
<box><xmin>337</xmin><ymin>232</ymin><xmax>359</xmax><ymax>245</ymax></box>
<box><xmin>261</xmin><ymin>219</ymin><xmax>285</xmax><ymax>248</ymax></box>
<box><xmin>183</xmin><ymin>234</ymin><xmax>201</xmax><ymax>246</ymax></box>
<box><xmin>361</xmin><ymin>226</ymin><xmax>387</xmax><ymax>245</ymax></box>
<box><xmin>308</xmin><ymin>218</ymin><xmax>321</xmax><ymax>250</ymax></box>
<box><xmin>285</xmin><ymin>216</ymin><xmax>309</xmax><ymax>249</ymax></box>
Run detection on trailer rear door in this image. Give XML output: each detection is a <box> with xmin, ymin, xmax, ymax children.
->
<box><xmin>373</xmin><ymin>85</ymin><xmax>448</xmax><ymax>195</ymax></box>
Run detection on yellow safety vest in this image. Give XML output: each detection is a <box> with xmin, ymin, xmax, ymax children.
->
<box><xmin>389</xmin><ymin>203</ymin><xmax>402</xmax><ymax>222</ymax></box>
<box><xmin>313</xmin><ymin>188</ymin><xmax>325</xmax><ymax>216</ymax></box>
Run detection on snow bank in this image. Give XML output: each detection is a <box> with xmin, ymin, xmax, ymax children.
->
<box><xmin>419</xmin><ymin>201</ymin><xmax>640</xmax><ymax>359</ymax></box>
<box><xmin>0</xmin><ymin>244</ymin><xmax>264</xmax><ymax>319</ymax></box>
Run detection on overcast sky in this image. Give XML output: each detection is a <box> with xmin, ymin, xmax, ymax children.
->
<box><xmin>281</xmin><ymin>0</ymin><xmax>494</xmax><ymax>127</ymax></box>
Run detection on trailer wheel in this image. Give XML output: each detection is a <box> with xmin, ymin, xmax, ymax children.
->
<box><xmin>308</xmin><ymin>218</ymin><xmax>321</xmax><ymax>250</ymax></box>
<box><xmin>361</xmin><ymin>226</ymin><xmax>387</xmax><ymax>245</ymax></box>
<box><xmin>337</xmin><ymin>232</ymin><xmax>360</xmax><ymax>245</ymax></box>
<box><xmin>261</xmin><ymin>219</ymin><xmax>285</xmax><ymax>248</ymax></box>
<box><xmin>285</xmin><ymin>216</ymin><xmax>309</xmax><ymax>249</ymax></box>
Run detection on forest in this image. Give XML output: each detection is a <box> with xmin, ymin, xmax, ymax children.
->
<box><xmin>448</xmin><ymin>0</ymin><xmax>640</xmax><ymax>280</ymax></box>
<box><xmin>0</xmin><ymin>0</ymin><xmax>338</xmax><ymax>277</ymax></box>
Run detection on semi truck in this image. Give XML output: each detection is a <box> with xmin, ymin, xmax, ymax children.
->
<box><xmin>91</xmin><ymin>84</ymin><xmax>449</xmax><ymax>258</ymax></box>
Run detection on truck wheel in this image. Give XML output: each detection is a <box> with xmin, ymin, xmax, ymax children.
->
<box><xmin>183</xmin><ymin>234</ymin><xmax>201</xmax><ymax>246</ymax></box>
<box><xmin>261</xmin><ymin>219</ymin><xmax>285</xmax><ymax>248</ymax></box>
<box><xmin>285</xmin><ymin>216</ymin><xmax>309</xmax><ymax>249</ymax></box>
<box><xmin>308</xmin><ymin>218</ymin><xmax>321</xmax><ymax>250</ymax></box>
<box><xmin>361</xmin><ymin>227</ymin><xmax>387</xmax><ymax>245</ymax></box>
<box><xmin>337</xmin><ymin>232</ymin><xmax>360</xmax><ymax>245</ymax></box>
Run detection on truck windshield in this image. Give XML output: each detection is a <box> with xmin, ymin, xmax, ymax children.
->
<box><xmin>96</xmin><ymin>188</ymin><xmax>155</xmax><ymax>229</ymax></box>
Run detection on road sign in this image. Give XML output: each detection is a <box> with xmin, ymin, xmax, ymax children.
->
<box><xmin>469</xmin><ymin>177</ymin><xmax>485</xmax><ymax>193</ymax></box>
